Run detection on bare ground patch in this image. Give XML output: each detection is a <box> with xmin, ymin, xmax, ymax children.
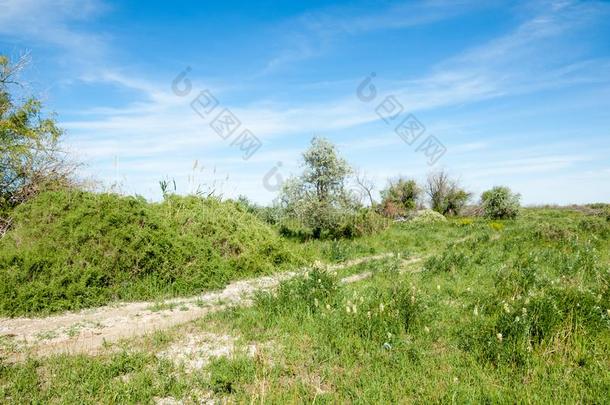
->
<box><xmin>0</xmin><ymin>253</ymin><xmax>401</xmax><ymax>359</ymax></box>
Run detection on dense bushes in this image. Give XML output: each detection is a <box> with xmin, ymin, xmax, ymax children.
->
<box><xmin>379</xmin><ymin>178</ymin><xmax>421</xmax><ymax>218</ymax></box>
<box><xmin>481</xmin><ymin>186</ymin><xmax>520</xmax><ymax>219</ymax></box>
<box><xmin>0</xmin><ymin>190</ymin><xmax>299</xmax><ymax>315</ymax></box>
<box><xmin>278</xmin><ymin>208</ymin><xmax>388</xmax><ymax>240</ymax></box>
<box><xmin>425</xmin><ymin>170</ymin><xmax>471</xmax><ymax>216</ymax></box>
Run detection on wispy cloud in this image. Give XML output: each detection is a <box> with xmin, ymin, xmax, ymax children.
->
<box><xmin>262</xmin><ymin>0</ymin><xmax>484</xmax><ymax>73</ymax></box>
<box><xmin>0</xmin><ymin>0</ymin><xmax>109</xmax><ymax>57</ymax></box>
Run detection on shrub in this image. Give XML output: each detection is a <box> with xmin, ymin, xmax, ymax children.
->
<box><xmin>278</xmin><ymin>218</ymin><xmax>313</xmax><ymax>240</ymax></box>
<box><xmin>379</xmin><ymin>178</ymin><xmax>421</xmax><ymax>218</ymax></box>
<box><xmin>0</xmin><ymin>190</ymin><xmax>300</xmax><ymax>315</ymax></box>
<box><xmin>480</xmin><ymin>186</ymin><xmax>520</xmax><ymax>219</ymax></box>
<box><xmin>334</xmin><ymin>209</ymin><xmax>389</xmax><ymax>238</ymax></box>
<box><xmin>425</xmin><ymin>170</ymin><xmax>471</xmax><ymax>216</ymax></box>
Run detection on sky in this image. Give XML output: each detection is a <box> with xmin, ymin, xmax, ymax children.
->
<box><xmin>1</xmin><ymin>0</ymin><xmax>609</xmax><ymax>205</ymax></box>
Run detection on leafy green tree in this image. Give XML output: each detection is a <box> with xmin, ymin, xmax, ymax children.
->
<box><xmin>280</xmin><ymin>137</ymin><xmax>353</xmax><ymax>238</ymax></box>
<box><xmin>425</xmin><ymin>170</ymin><xmax>471</xmax><ymax>216</ymax></box>
<box><xmin>0</xmin><ymin>55</ymin><xmax>70</xmax><ymax>213</ymax></box>
<box><xmin>379</xmin><ymin>178</ymin><xmax>421</xmax><ymax>217</ymax></box>
<box><xmin>481</xmin><ymin>186</ymin><xmax>520</xmax><ymax>219</ymax></box>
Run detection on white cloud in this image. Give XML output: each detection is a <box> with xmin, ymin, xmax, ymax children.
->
<box><xmin>262</xmin><ymin>0</ymin><xmax>484</xmax><ymax>73</ymax></box>
<box><xmin>8</xmin><ymin>0</ymin><xmax>607</xmax><ymax>204</ymax></box>
<box><xmin>0</xmin><ymin>0</ymin><xmax>109</xmax><ymax>57</ymax></box>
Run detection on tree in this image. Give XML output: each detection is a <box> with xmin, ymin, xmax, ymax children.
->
<box><xmin>379</xmin><ymin>178</ymin><xmax>421</xmax><ymax>218</ymax></box>
<box><xmin>425</xmin><ymin>170</ymin><xmax>471</xmax><ymax>216</ymax></box>
<box><xmin>280</xmin><ymin>137</ymin><xmax>353</xmax><ymax>238</ymax></box>
<box><xmin>481</xmin><ymin>186</ymin><xmax>520</xmax><ymax>219</ymax></box>
<box><xmin>355</xmin><ymin>170</ymin><xmax>376</xmax><ymax>207</ymax></box>
<box><xmin>0</xmin><ymin>54</ymin><xmax>73</xmax><ymax>213</ymax></box>
<box><xmin>301</xmin><ymin>137</ymin><xmax>351</xmax><ymax>203</ymax></box>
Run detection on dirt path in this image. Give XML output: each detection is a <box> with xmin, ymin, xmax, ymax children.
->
<box><xmin>1</xmin><ymin>253</ymin><xmax>417</xmax><ymax>359</ymax></box>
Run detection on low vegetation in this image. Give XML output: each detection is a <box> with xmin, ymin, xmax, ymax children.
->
<box><xmin>1</xmin><ymin>54</ymin><xmax>608</xmax><ymax>403</ymax></box>
<box><xmin>0</xmin><ymin>190</ymin><xmax>299</xmax><ymax>315</ymax></box>
<box><xmin>1</xmin><ymin>208</ymin><xmax>608</xmax><ymax>403</ymax></box>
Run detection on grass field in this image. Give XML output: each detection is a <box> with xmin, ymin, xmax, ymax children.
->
<box><xmin>1</xmin><ymin>207</ymin><xmax>609</xmax><ymax>403</ymax></box>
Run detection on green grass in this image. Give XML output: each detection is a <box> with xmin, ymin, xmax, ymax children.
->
<box><xmin>194</xmin><ymin>210</ymin><xmax>609</xmax><ymax>402</ymax></box>
<box><xmin>0</xmin><ymin>189</ymin><xmax>500</xmax><ymax>317</ymax></box>
<box><xmin>0</xmin><ymin>190</ymin><xmax>301</xmax><ymax>316</ymax></box>
<box><xmin>1</xmin><ymin>207</ymin><xmax>609</xmax><ymax>403</ymax></box>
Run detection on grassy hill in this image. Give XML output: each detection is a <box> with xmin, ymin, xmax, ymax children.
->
<box><xmin>0</xmin><ymin>190</ymin><xmax>301</xmax><ymax>316</ymax></box>
<box><xmin>1</xmin><ymin>207</ymin><xmax>609</xmax><ymax>402</ymax></box>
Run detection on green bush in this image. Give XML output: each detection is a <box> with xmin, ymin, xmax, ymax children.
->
<box><xmin>334</xmin><ymin>209</ymin><xmax>389</xmax><ymax>239</ymax></box>
<box><xmin>379</xmin><ymin>178</ymin><xmax>420</xmax><ymax>218</ymax></box>
<box><xmin>278</xmin><ymin>218</ymin><xmax>313</xmax><ymax>240</ymax></box>
<box><xmin>0</xmin><ymin>190</ymin><xmax>300</xmax><ymax>315</ymax></box>
<box><xmin>480</xmin><ymin>186</ymin><xmax>520</xmax><ymax>219</ymax></box>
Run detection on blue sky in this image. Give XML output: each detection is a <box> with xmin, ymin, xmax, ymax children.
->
<box><xmin>1</xmin><ymin>0</ymin><xmax>609</xmax><ymax>204</ymax></box>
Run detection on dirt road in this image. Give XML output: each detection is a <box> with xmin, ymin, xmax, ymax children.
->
<box><xmin>1</xmin><ymin>253</ymin><xmax>419</xmax><ymax>359</ymax></box>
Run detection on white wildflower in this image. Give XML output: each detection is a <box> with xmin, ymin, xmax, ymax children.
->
<box><xmin>496</xmin><ymin>333</ymin><xmax>503</xmax><ymax>342</ymax></box>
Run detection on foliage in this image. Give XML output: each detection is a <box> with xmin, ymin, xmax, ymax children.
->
<box><xmin>1</xmin><ymin>208</ymin><xmax>609</xmax><ymax>403</ymax></box>
<box><xmin>334</xmin><ymin>209</ymin><xmax>389</xmax><ymax>239</ymax></box>
<box><xmin>279</xmin><ymin>137</ymin><xmax>356</xmax><ymax>238</ymax></box>
<box><xmin>0</xmin><ymin>55</ymin><xmax>74</xmax><ymax>215</ymax></box>
<box><xmin>379</xmin><ymin>178</ymin><xmax>421</xmax><ymax>218</ymax></box>
<box><xmin>481</xmin><ymin>186</ymin><xmax>521</xmax><ymax>219</ymax></box>
<box><xmin>0</xmin><ymin>190</ymin><xmax>300</xmax><ymax>315</ymax></box>
<box><xmin>425</xmin><ymin>170</ymin><xmax>471</xmax><ymax>216</ymax></box>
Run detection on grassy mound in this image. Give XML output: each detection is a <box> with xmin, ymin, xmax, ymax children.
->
<box><xmin>411</xmin><ymin>209</ymin><xmax>447</xmax><ymax>223</ymax></box>
<box><xmin>0</xmin><ymin>190</ymin><xmax>300</xmax><ymax>316</ymax></box>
